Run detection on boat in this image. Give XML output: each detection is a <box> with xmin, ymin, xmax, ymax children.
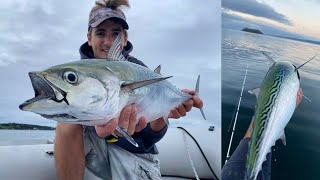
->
<box><xmin>0</xmin><ymin>122</ymin><xmax>220</xmax><ymax>180</ymax></box>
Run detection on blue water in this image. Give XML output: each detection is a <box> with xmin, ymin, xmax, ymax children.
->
<box><xmin>222</xmin><ymin>28</ymin><xmax>320</xmax><ymax>179</ymax></box>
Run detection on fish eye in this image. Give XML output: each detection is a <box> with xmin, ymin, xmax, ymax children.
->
<box><xmin>64</xmin><ymin>71</ymin><xmax>78</xmax><ymax>84</ymax></box>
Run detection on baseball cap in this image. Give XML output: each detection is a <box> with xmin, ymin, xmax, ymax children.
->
<box><xmin>88</xmin><ymin>7</ymin><xmax>129</xmax><ymax>30</ymax></box>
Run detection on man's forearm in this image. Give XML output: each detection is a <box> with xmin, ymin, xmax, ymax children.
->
<box><xmin>54</xmin><ymin>123</ymin><xmax>85</xmax><ymax>180</ymax></box>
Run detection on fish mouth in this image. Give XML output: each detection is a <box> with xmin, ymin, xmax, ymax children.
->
<box><xmin>19</xmin><ymin>72</ymin><xmax>69</xmax><ymax>110</ymax></box>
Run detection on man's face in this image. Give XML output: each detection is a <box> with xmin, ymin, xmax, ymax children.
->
<box><xmin>87</xmin><ymin>19</ymin><xmax>128</xmax><ymax>59</ymax></box>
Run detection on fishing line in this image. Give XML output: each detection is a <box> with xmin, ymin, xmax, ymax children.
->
<box><xmin>225</xmin><ymin>64</ymin><xmax>249</xmax><ymax>163</ymax></box>
<box><xmin>225</xmin><ymin>95</ymin><xmax>240</xmax><ymax>142</ymax></box>
<box><xmin>182</xmin><ymin>129</ymin><xmax>200</xmax><ymax>180</ymax></box>
<box><xmin>223</xmin><ymin>91</ymin><xmax>240</xmax><ymax>154</ymax></box>
<box><xmin>177</xmin><ymin>127</ymin><xmax>219</xmax><ymax>180</ymax></box>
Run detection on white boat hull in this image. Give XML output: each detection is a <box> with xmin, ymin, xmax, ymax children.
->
<box><xmin>0</xmin><ymin>123</ymin><xmax>220</xmax><ymax>180</ymax></box>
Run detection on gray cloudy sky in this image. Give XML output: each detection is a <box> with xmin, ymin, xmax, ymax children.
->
<box><xmin>0</xmin><ymin>0</ymin><xmax>221</xmax><ymax>127</ymax></box>
<box><xmin>222</xmin><ymin>0</ymin><xmax>291</xmax><ymax>25</ymax></box>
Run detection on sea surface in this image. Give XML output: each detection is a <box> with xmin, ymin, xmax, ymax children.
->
<box><xmin>0</xmin><ymin>130</ymin><xmax>55</xmax><ymax>145</ymax></box>
<box><xmin>0</xmin><ymin>122</ymin><xmax>211</xmax><ymax>146</ymax></box>
<box><xmin>222</xmin><ymin>28</ymin><xmax>320</xmax><ymax>179</ymax></box>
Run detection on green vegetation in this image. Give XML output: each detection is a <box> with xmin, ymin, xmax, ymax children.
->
<box><xmin>0</xmin><ymin>123</ymin><xmax>55</xmax><ymax>130</ymax></box>
<box><xmin>242</xmin><ymin>28</ymin><xmax>263</xmax><ymax>34</ymax></box>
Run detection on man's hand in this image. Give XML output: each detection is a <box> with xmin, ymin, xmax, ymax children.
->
<box><xmin>95</xmin><ymin>104</ymin><xmax>147</xmax><ymax>138</ymax></box>
<box><xmin>296</xmin><ymin>88</ymin><xmax>303</xmax><ymax>109</ymax></box>
<box><xmin>168</xmin><ymin>89</ymin><xmax>203</xmax><ymax>119</ymax></box>
<box><xmin>150</xmin><ymin>89</ymin><xmax>203</xmax><ymax>132</ymax></box>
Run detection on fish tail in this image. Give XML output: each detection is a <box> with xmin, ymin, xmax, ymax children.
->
<box><xmin>195</xmin><ymin>75</ymin><xmax>206</xmax><ymax>120</ymax></box>
<box><xmin>163</xmin><ymin>115</ymin><xmax>169</xmax><ymax>125</ymax></box>
<box><xmin>244</xmin><ymin>169</ymin><xmax>254</xmax><ymax>180</ymax></box>
<box><xmin>115</xmin><ymin>126</ymin><xmax>139</xmax><ymax>147</ymax></box>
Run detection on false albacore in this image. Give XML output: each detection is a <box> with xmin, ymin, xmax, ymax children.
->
<box><xmin>19</xmin><ymin>34</ymin><xmax>206</xmax><ymax>147</ymax></box>
<box><xmin>245</xmin><ymin>52</ymin><xmax>316</xmax><ymax>180</ymax></box>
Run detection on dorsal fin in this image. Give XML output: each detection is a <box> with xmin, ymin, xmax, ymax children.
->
<box><xmin>261</xmin><ymin>51</ymin><xmax>276</xmax><ymax>66</ymax></box>
<box><xmin>154</xmin><ymin>65</ymin><xmax>161</xmax><ymax>74</ymax></box>
<box><xmin>106</xmin><ymin>33</ymin><xmax>126</xmax><ymax>61</ymax></box>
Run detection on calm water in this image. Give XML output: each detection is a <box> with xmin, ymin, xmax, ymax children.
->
<box><xmin>0</xmin><ymin>130</ymin><xmax>55</xmax><ymax>142</ymax></box>
<box><xmin>222</xmin><ymin>29</ymin><xmax>320</xmax><ymax>179</ymax></box>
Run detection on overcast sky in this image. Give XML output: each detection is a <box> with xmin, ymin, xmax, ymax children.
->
<box><xmin>0</xmin><ymin>0</ymin><xmax>221</xmax><ymax>127</ymax></box>
<box><xmin>222</xmin><ymin>0</ymin><xmax>320</xmax><ymax>41</ymax></box>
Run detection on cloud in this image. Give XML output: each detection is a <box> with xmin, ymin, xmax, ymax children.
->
<box><xmin>0</xmin><ymin>0</ymin><xmax>91</xmax><ymax>68</ymax></box>
<box><xmin>0</xmin><ymin>0</ymin><xmax>221</xmax><ymax>127</ymax></box>
<box><xmin>222</xmin><ymin>0</ymin><xmax>291</xmax><ymax>25</ymax></box>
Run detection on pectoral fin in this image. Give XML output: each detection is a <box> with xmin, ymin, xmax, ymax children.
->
<box><xmin>121</xmin><ymin>76</ymin><xmax>172</xmax><ymax>92</ymax></box>
<box><xmin>248</xmin><ymin>87</ymin><xmax>261</xmax><ymax>99</ymax></box>
<box><xmin>261</xmin><ymin>51</ymin><xmax>276</xmax><ymax>66</ymax></box>
<box><xmin>280</xmin><ymin>131</ymin><xmax>286</xmax><ymax>146</ymax></box>
<box><xmin>303</xmin><ymin>94</ymin><xmax>312</xmax><ymax>102</ymax></box>
<box><xmin>115</xmin><ymin>126</ymin><xmax>139</xmax><ymax>147</ymax></box>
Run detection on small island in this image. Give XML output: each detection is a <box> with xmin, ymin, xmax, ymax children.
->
<box><xmin>241</xmin><ymin>28</ymin><xmax>263</xmax><ymax>34</ymax></box>
<box><xmin>0</xmin><ymin>123</ymin><xmax>55</xmax><ymax>130</ymax></box>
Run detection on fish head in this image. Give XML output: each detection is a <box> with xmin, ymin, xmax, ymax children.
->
<box><xmin>273</xmin><ymin>61</ymin><xmax>300</xmax><ymax>82</ymax></box>
<box><xmin>19</xmin><ymin>60</ymin><xmax>122</xmax><ymax>125</ymax></box>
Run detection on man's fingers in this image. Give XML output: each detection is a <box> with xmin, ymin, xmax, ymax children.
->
<box><xmin>169</xmin><ymin>108</ymin><xmax>182</xmax><ymax>119</ymax></box>
<box><xmin>118</xmin><ymin>105</ymin><xmax>132</xmax><ymax>131</ymax></box>
<box><xmin>182</xmin><ymin>100</ymin><xmax>193</xmax><ymax>112</ymax></box>
<box><xmin>192</xmin><ymin>96</ymin><xmax>203</xmax><ymax>109</ymax></box>
<box><xmin>296</xmin><ymin>88</ymin><xmax>303</xmax><ymax>109</ymax></box>
<box><xmin>95</xmin><ymin>118</ymin><xmax>118</xmax><ymax>138</ymax></box>
<box><xmin>181</xmin><ymin>89</ymin><xmax>203</xmax><ymax>109</ymax></box>
<box><xmin>127</xmin><ymin>106</ymin><xmax>137</xmax><ymax>135</ymax></box>
<box><xmin>177</xmin><ymin>105</ymin><xmax>187</xmax><ymax>117</ymax></box>
<box><xmin>181</xmin><ymin>89</ymin><xmax>196</xmax><ymax>95</ymax></box>
<box><xmin>135</xmin><ymin>116</ymin><xmax>147</xmax><ymax>132</ymax></box>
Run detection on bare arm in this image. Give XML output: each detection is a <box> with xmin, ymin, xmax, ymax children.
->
<box><xmin>54</xmin><ymin>123</ymin><xmax>85</xmax><ymax>180</ymax></box>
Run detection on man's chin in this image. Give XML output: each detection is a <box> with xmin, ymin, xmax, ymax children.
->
<box><xmin>97</xmin><ymin>53</ymin><xmax>107</xmax><ymax>59</ymax></box>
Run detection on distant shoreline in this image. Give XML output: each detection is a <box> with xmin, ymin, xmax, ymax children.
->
<box><xmin>0</xmin><ymin>123</ymin><xmax>55</xmax><ymax>130</ymax></box>
<box><xmin>225</xmin><ymin>28</ymin><xmax>320</xmax><ymax>46</ymax></box>
<box><xmin>241</xmin><ymin>28</ymin><xmax>263</xmax><ymax>34</ymax></box>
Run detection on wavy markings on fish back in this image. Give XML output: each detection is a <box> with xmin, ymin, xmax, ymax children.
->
<box><xmin>246</xmin><ymin>66</ymin><xmax>286</xmax><ymax>179</ymax></box>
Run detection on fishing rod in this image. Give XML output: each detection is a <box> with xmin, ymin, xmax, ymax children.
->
<box><xmin>225</xmin><ymin>65</ymin><xmax>249</xmax><ymax>163</ymax></box>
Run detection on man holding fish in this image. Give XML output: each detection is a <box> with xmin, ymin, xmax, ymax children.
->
<box><xmin>53</xmin><ymin>0</ymin><xmax>203</xmax><ymax>179</ymax></box>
